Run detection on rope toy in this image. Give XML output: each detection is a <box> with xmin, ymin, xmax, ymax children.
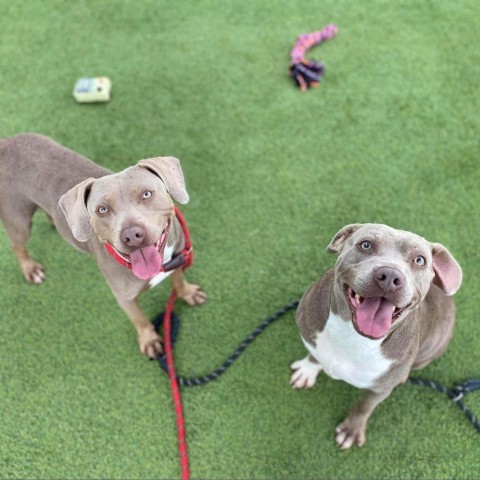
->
<box><xmin>289</xmin><ymin>23</ymin><xmax>338</xmax><ymax>91</ymax></box>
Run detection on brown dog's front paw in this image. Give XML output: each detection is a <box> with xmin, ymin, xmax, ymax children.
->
<box><xmin>177</xmin><ymin>283</ymin><xmax>207</xmax><ymax>306</ymax></box>
<box><xmin>335</xmin><ymin>418</ymin><xmax>367</xmax><ymax>449</ymax></box>
<box><xmin>138</xmin><ymin>328</ymin><xmax>163</xmax><ymax>359</ymax></box>
<box><xmin>21</xmin><ymin>261</ymin><xmax>46</xmax><ymax>285</ymax></box>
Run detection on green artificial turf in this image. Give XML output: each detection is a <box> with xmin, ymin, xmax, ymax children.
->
<box><xmin>1</xmin><ymin>0</ymin><xmax>479</xmax><ymax>478</ymax></box>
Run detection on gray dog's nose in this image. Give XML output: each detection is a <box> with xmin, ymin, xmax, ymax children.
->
<box><xmin>375</xmin><ymin>266</ymin><xmax>404</xmax><ymax>292</ymax></box>
<box><xmin>121</xmin><ymin>226</ymin><xmax>146</xmax><ymax>248</ymax></box>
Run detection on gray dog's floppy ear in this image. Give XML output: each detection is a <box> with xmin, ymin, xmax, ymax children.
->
<box><xmin>59</xmin><ymin>178</ymin><xmax>95</xmax><ymax>242</ymax></box>
<box><xmin>138</xmin><ymin>157</ymin><xmax>189</xmax><ymax>204</ymax></box>
<box><xmin>327</xmin><ymin>224</ymin><xmax>363</xmax><ymax>253</ymax></box>
<box><xmin>430</xmin><ymin>243</ymin><xmax>462</xmax><ymax>296</ymax></box>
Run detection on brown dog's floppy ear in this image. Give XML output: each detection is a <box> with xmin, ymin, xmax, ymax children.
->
<box><xmin>430</xmin><ymin>243</ymin><xmax>462</xmax><ymax>296</ymax></box>
<box><xmin>137</xmin><ymin>157</ymin><xmax>189</xmax><ymax>204</ymax></box>
<box><xmin>327</xmin><ymin>224</ymin><xmax>363</xmax><ymax>253</ymax></box>
<box><xmin>59</xmin><ymin>178</ymin><xmax>95</xmax><ymax>242</ymax></box>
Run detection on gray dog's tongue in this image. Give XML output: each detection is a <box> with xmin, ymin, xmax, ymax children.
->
<box><xmin>130</xmin><ymin>245</ymin><xmax>163</xmax><ymax>280</ymax></box>
<box><xmin>355</xmin><ymin>297</ymin><xmax>394</xmax><ymax>338</ymax></box>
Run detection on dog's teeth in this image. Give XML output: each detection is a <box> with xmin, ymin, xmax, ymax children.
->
<box><xmin>355</xmin><ymin>294</ymin><xmax>361</xmax><ymax>303</ymax></box>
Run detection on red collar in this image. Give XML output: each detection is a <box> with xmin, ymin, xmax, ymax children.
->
<box><xmin>104</xmin><ymin>206</ymin><xmax>193</xmax><ymax>274</ymax></box>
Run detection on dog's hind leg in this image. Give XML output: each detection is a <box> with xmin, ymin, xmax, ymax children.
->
<box><xmin>0</xmin><ymin>197</ymin><xmax>45</xmax><ymax>284</ymax></box>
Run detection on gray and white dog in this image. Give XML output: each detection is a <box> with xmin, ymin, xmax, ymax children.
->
<box><xmin>290</xmin><ymin>223</ymin><xmax>462</xmax><ymax>449</ymax></box>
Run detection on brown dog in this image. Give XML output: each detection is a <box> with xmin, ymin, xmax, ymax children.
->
<box><xmin>290</xmin><ymin>223</ymin><xmax>462</xmax><ymax>448</ymax></box>
<box><xmin>0</xmin><ymin>133</ymin><xmax>206</xmax><ymax>358</ymax></box>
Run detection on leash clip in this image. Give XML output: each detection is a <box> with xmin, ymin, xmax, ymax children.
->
<box><xmin>451</xmin><ymin>379</ymin><xmax>480</xmax><ymax>402</ymax></box>
<box><xmin>450</xmin><ymin>387</ymin><xmax>465</xmax><ymax>403</ymax></box>
<box><xmin>163</xmin><ymin>253</ymin><xmax>186</xmax><ymax>272</ymax></box>
<box><xmin>450</xmin><ymin>380</ymin><xmax>480</xmax><ymax>402</ymax></box>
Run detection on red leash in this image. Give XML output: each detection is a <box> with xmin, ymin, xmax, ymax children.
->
<box><xmin>162</xmin><ymin>207</ymin><xmax>193</xmax><ymax>480</ymax></box>
<box><xmin>163</xmin><ymin>290</ymin><xmax>190</xmax><ymax>480</ymax></box>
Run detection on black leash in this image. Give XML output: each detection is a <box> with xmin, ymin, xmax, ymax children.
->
<box><xmin>407</xmin><ymin>377</ymin><xmax>480</xmax><ymax>432</ymax></box>
<box><xmin>153</xmin><ymin>300</ymin><xmax>480</xmax><ymax>433</ymax></box>
<box><xmin>154</xmin><ymin>300</ymin><xmax>300</xmax><ymax>386</ymax></box>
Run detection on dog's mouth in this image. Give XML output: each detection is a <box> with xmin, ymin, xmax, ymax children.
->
<box><xmin>345</xmin><ymin>286</ymin><xmax>406</xmax><ymax>339</ymax></box>
<box><xmin>108</xmin><ymin>220</ymin><xmax>171</xmax><ymax>280</ymax></box>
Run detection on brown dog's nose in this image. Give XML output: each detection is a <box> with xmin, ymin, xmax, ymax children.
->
<box><xmin>121</xmin><ymin>226</ymin><xmax>146</xmax><ymax>248</ymax></box>
<box><xmin>375</xmin><ymin>266</ymin><xmax>404</xmax><ymax>292</ymax></box>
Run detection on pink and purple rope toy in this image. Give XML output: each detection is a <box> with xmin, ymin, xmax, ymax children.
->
<box><xmin>289</xmin><ymin>23</ymin><xmax>338</xmax><ymax>91</ymax></box>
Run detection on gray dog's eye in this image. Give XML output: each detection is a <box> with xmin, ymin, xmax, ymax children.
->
<box><xmin>97</xmin><ymin>205</ymin><xmax>109</xmax><ymax>215</ymax></box>
<box><xmin>143</xmin><ymin>190</ymin><xmax>153</xmax><ymax>199</ymax></box>
<box><xmin>360</xmin><ymin>241</ymin><xmax>372</xmax><ymax>251</ymax></box>
<box><xmin>414</xmin><ymin>256</ymin><xmax>426</xmax><ymax>266</ymax></box>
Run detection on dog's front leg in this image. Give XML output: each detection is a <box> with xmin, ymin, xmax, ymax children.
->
<box><xmin>170</xmin><ymin>268</ymin><xmax>207</xmax><ymax>306</ymax></box>
<box><xmin>335</xmin><ymin>388</ymin><xmax>393</xmax><ymax>449</ymax></box>
<box><xmin>113</xmin><ymin>293</ymin><xmax>163</xmax><ymax>358</ymax></box>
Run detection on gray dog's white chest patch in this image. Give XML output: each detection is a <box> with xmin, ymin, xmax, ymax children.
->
<box><xmin>304</xmin><ymin>311</ymin><xmax>393</xmax><ymax>389</ymax></box>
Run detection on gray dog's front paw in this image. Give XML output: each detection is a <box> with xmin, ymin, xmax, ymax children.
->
<box><xmin>335</xmin><ymin>417</ymin><xmax>367</xmax><ymax>449</ymax></box>
<box><xmin>290</xmin><ymin>356</ymin><xmax>322</xmax><ymax>388</ymax></box>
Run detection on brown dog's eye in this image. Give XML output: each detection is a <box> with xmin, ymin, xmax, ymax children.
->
<box><xmin>414</xmin><ymin>256</ymin><xmax>426</xmax><ymax>266</ymax></box>
<box><xmin>97</xmin><ymin>205</ymin><xmax>109</xmax><ymax>215</ymax></box>
<box><xmin>360</xmin><ymin>241</ymin><xmax>372</xmax><ymax>251</ymax></box>
<box><xmin>142</xmin><ymin>190</ymin><xmax>153</xmax><ymax>200</ymax></box>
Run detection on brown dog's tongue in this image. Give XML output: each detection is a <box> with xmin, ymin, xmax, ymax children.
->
<box><xmin>130</xmin><ymin>245</ymin><xmax>163</xmax><ymax>280</ymax></box>
<box><xmin>355</xmin><ymin>297</ymin><xmax>394</xmax><ymax>339</ymax></box>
